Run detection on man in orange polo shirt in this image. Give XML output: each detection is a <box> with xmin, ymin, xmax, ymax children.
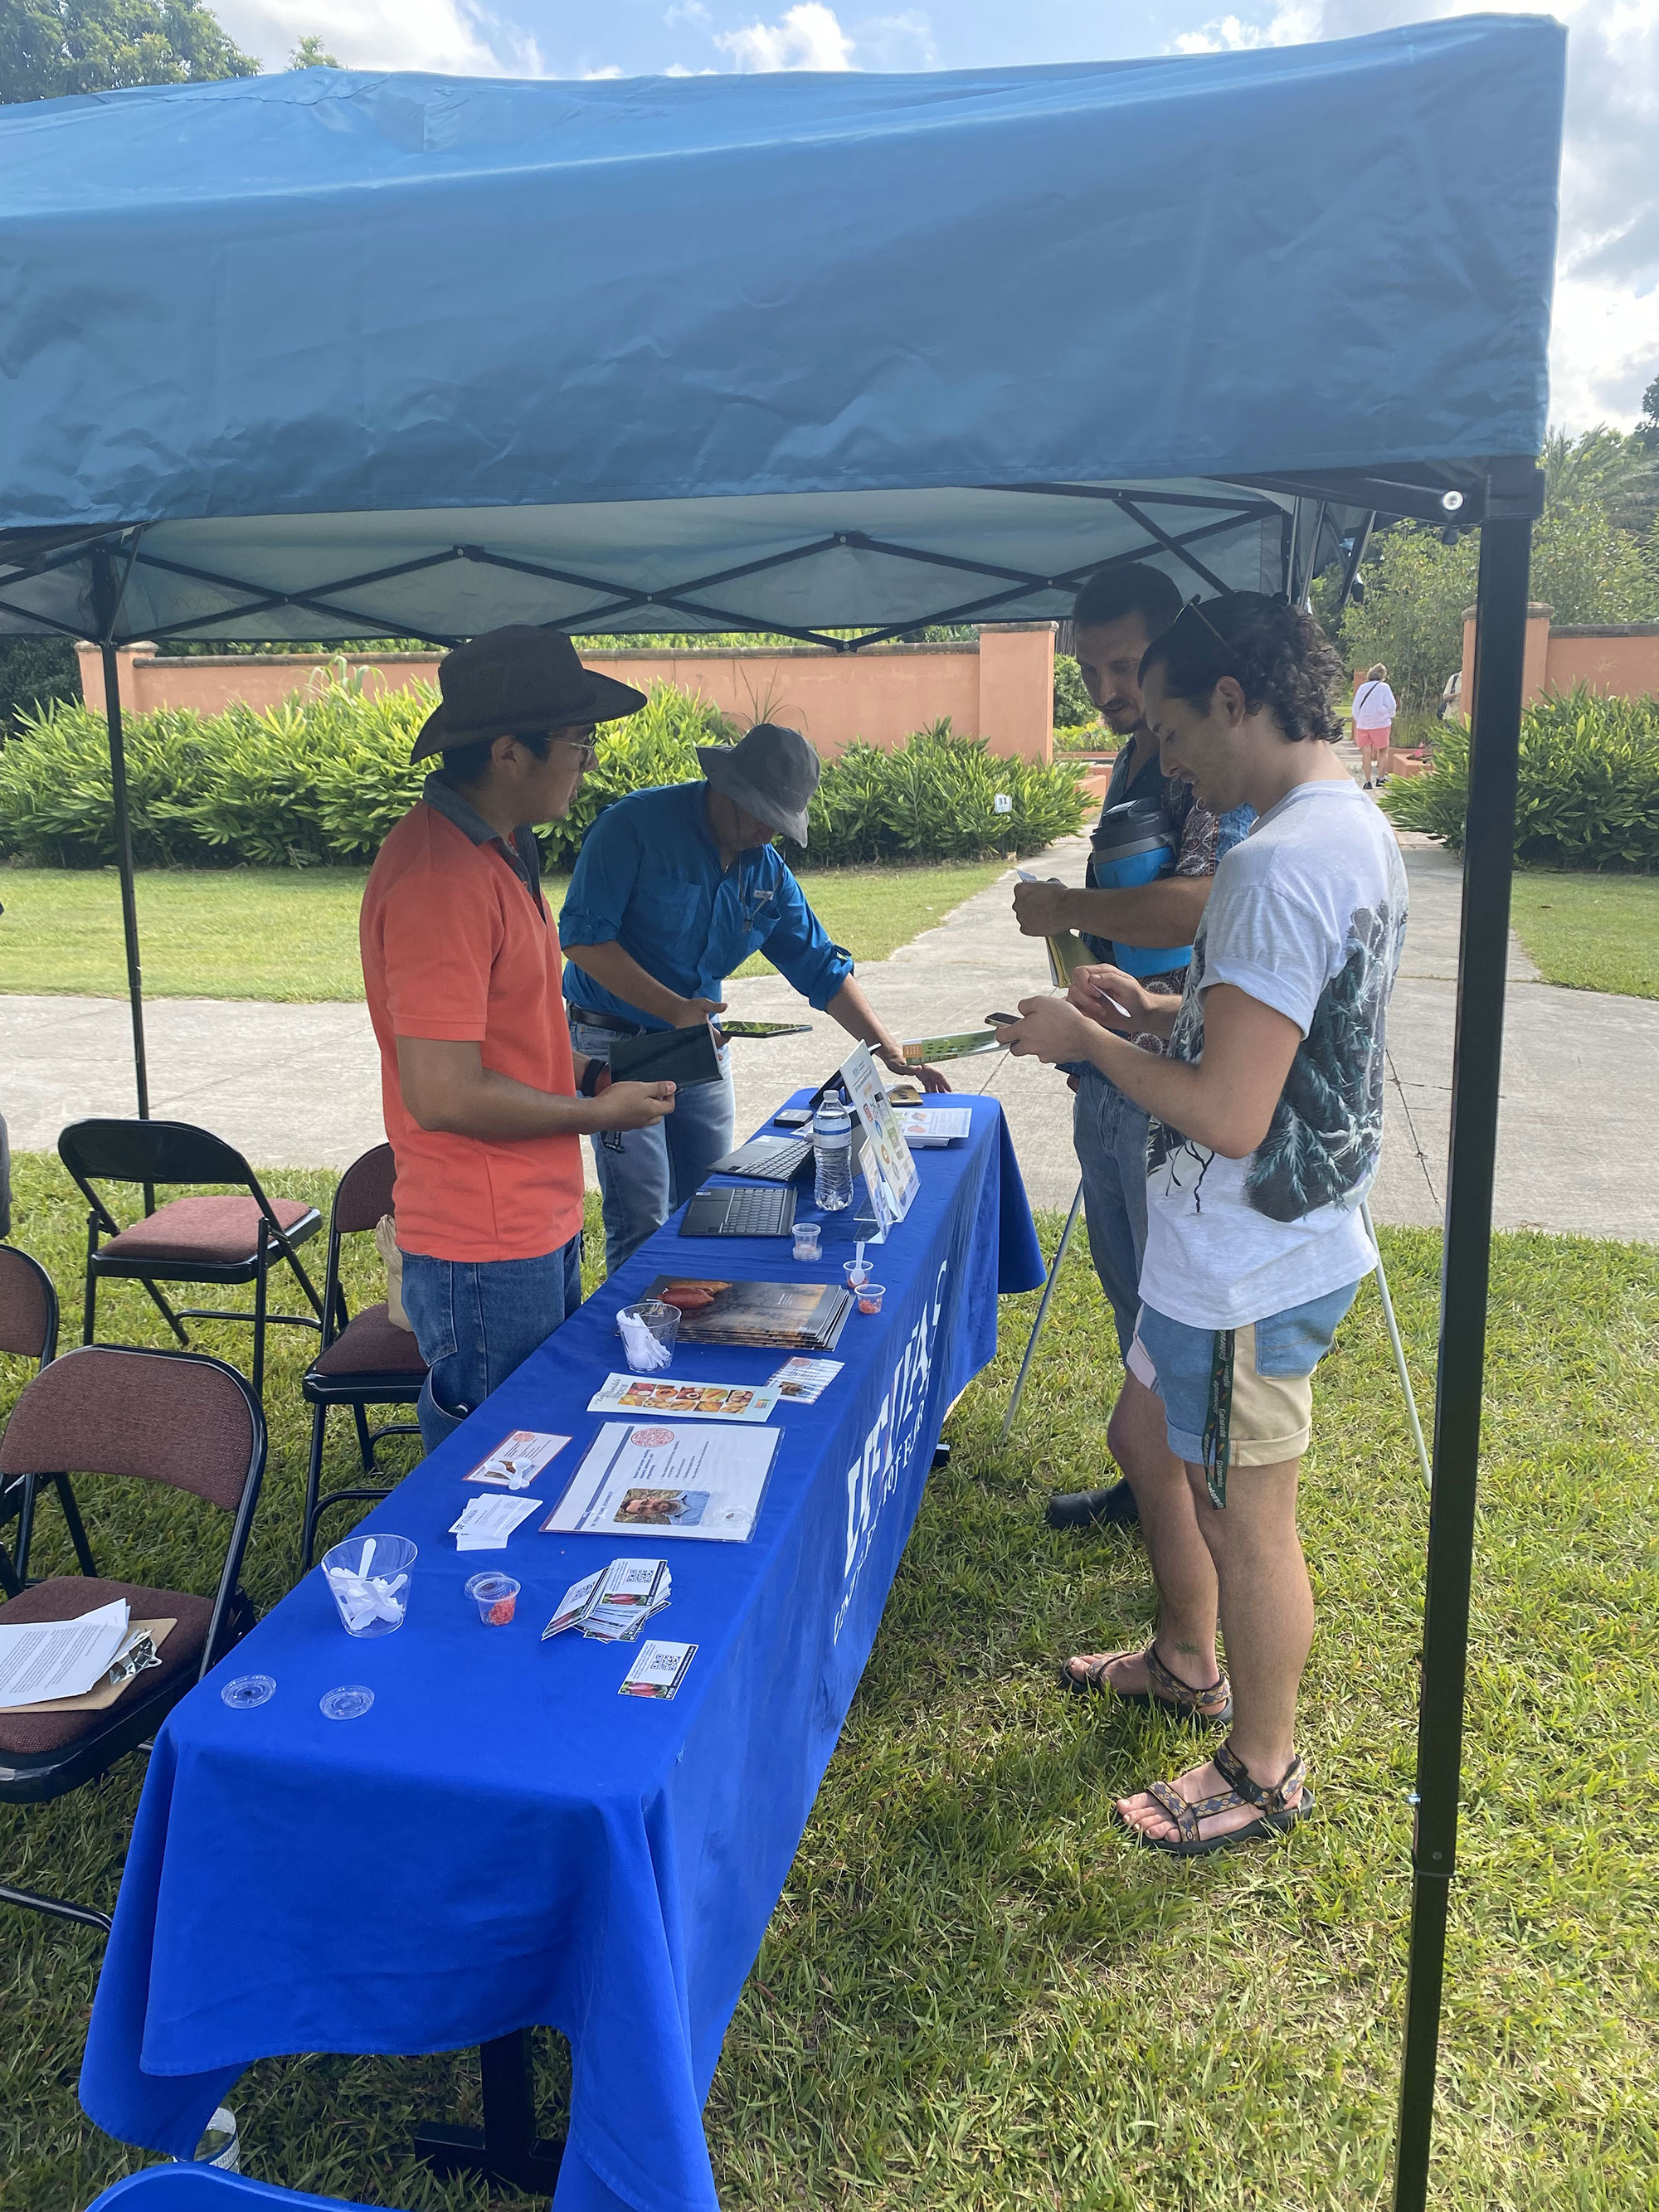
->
<box><xmin>361</xmin><ymin>627</ymin><xmax>676</xmax><ymax>1449</ymax></box>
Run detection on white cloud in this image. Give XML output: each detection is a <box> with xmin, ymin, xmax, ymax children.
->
<box><xmin>582</xmin><ymin>63</ymin><xmax>625</xmax><ymax>77</ymax></box>
<box><xmin>713</xmin><ymin>2</ymin><xmax>855</xmax><ymax>70</ymax></box>
<box><xmin>215</xmin><ymin>0</ymin><xmax>540</xmax><ymax>76</ymax></box>
<box><xmin>1170</xmin><ymin>0</ymin><xmax>1659</xmax><ymax>430</ymax></box>
<box><xmin>1173</xmin><ymin>6</ymin><xmax>1318</xmax><ymax>53</ymax></box>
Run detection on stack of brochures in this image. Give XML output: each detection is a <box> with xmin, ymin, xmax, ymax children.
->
<box><xmin>542</xmin><ymin>1557</ymin><xmax>672</xmax><ymax>1642</ymax></box>
<box><xmin>642</xmin><ymin>1276</ymin><xmax>853</xmax><ymax>1353</ymax></box>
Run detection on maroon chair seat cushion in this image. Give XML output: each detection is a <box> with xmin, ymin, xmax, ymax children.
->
<box><xmin>310</xmin><ymin>1302</ymin><xmax>428</xmax><ymax>1380</ymax></box>
<box><xmin>0</xmin><ymin>1576</ymin><xmax>212</xmax><ymax>1757</ymax></box>
<box><xmin>99</xmin><ymin>1194</ymin><xmax>316</xmax><ymax>1267</ymax></box>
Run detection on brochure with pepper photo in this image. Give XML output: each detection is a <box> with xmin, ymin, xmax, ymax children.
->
<box><xmin>640</xmin><ymin>1276</ymin><xmax>853</xmax><ymax>1352</ymax></box>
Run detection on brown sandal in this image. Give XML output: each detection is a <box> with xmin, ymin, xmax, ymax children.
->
<box><xmin>1121</xmin><ymin>1738</ymin><xmax>1313</xmax><ymax>1859</ymax></box>
<box><xmin>1061</xmin><ymin>1641</ymin><xmax>1233</xmax><ymax>1727</ymax></box>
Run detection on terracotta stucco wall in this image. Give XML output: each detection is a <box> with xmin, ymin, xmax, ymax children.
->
<box><xmin>1458</xmin><ymin>607</ymin><xmax>1659</xmax><ymax>718</ymax></box>
<box><xmin>76</xmin><ymin>625</ymin><xmax>1057</xmax><ymax>762</ymax></box>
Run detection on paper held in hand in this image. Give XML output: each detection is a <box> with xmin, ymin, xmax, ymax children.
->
<box><xmin>0</xmin><ymin>1597</ymin><xmax>131</xmax><ymax>1709</ymax></box>
<box><xmin>542</xmin><ymin>1420</ymin><xmax>780</xmax><ymax>1541</ymax></box>
<box><xmin>839</xmin><ymin>1043</ymin><xmax>919</xmax><ymax>1225</ymax></box>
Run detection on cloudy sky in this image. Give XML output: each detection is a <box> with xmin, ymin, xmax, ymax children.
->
<box><xmin>211</xmin><ymin>0</ymin><xmax>1659</xmax><ymax>431</ymax></box>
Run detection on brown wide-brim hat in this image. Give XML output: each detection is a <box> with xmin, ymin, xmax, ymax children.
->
<box><xmin>411</xmin><ymin>625</ymin><xmax>648</xmax><ymax>761</ymax></box>
<box><xmin>696</xmin><ymin>722</ymin><xmax>821</xmax><ymax>847</ymax></box>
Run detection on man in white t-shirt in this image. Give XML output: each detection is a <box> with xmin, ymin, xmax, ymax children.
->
<box><xmin>999</xmin><ymin>592</ymin><xmax>1406</xmax><ymax>1857</ymax></box>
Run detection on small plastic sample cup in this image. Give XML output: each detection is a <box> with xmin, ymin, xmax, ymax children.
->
<box><xmin>843</xmin><ymin>1258</ymin><xmax>870</xmax><ymax>1291</ymax></box>
<box><xmin>791</xmin><ymin>1221</ymin><xmax>822</xmax><ymax>1262</ymax></box>
<box><xmin>221</xmin><ymin>1674</ymin><xmax>275</xmax><ymax>1709</ymax></box>
<box><xmin>465</xmin><ymin>1572</ymin><xmax>520</xmax><ymax>1626</ymax></box>
<box><xmin>856</xmin><ymin>1282</ymin><xmax>888</xmax><ymax>1315</ymax></box>
<box><xmin>321</xmin><ymin>1533</ymin><xmax>416</xmax><ymax>1638</ymax></box>
<box><xmin>617</xmin><ymin>1299</ymin><xmax>680</xmax><ymax>1373</ymax></box>
<box><xmin>319</xmin><ymin>1685</ymin><xmax>374</xmax><ymax>1721</ymax></box>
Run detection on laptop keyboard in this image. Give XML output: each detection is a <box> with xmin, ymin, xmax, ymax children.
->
<box><xmin>704</xmin><ymin>1185</ymin><xmax>793</xmax><ymax>1237</ymax></box>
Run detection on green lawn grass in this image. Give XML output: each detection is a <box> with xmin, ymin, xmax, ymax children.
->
<box><xmin>1508</xmin><ymin>870</ymin><xmax>1659</xmax><ymax>999</ymax></box>
<box><xmin>2</xmin><ymin>1153</ymin><xmax>1655</xmax><ymax>2210</ymax></box>
<box><xmin>0</xmin><ymin>861</ymin><xmax>1008</xmax><ymax>1002</ymax></box>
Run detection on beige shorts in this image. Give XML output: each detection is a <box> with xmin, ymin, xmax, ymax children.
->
<box><xmin>1127</xmin><ymin>1282</ymin><xmax>1360</xmax><ymax>1475</ymax></box>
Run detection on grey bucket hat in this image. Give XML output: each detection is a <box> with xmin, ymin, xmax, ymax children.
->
<box><xmin>411</xmin><ymin>625</ymin><xmax>647</xmax><ymax>761</ymax></box>
<box><xmin>696</xmin><ymin>722</ymin><xmax>821</xmax><ymax>847</ymax></box>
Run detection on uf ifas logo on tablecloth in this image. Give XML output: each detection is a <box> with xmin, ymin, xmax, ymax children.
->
<box><xmin>834</xmin><ymin>1261</ymin><xmax>948</xmax><ymax>1643</ymax></box>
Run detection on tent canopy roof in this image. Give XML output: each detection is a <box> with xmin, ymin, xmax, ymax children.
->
<box><xmin>0</xmin><ymin>15</ymin><xmax>1563</xmax><ymax>643</ymax></box>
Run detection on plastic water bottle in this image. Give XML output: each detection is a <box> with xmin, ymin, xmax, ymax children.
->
<box><xmin>812</xmin><ymin>1096</ymin><xmax>854</xmax><ymax>1211</ymax></box>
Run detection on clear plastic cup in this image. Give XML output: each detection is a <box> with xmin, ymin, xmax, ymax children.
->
<box><xmin>321</xmin><ymin>1533</ymin><xmax>416</xmax><ymax>1637</ymax></box>
<box><xmin>617</xmin><ymin>1299</ymin><xmax>679</xmax><ymax>1373</ymax></box>
<box><xmin>856</xmin><ymin>1282</ymin><xmax>887</xmax><ymax>1315</ymax></box>
<box><xmin>791</xmin><ymin>1221</ymin><xmax>822</xmax><ymax>1262</ymax></box>
<box><xmin>465</xmin><ymin>1572</ymin><xmax>520</xmax><ymax>1626</ymax></box>
<box><xmin>844</xmin><ymin>1257</ymin><xmax>871</xmax><ymax>1291</ymax></box>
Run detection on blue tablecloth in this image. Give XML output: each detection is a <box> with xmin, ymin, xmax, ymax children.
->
<box><xmin>81</xmin><ymin>1095</ymin><xmax>1040</xmax><ymax>2210</ymax></box>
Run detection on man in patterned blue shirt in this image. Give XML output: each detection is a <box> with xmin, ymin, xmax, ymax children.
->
<box><xmin>562</xmin><ymin>722</ymin><xmax>947</xmax><ymax>1272</ymax></box>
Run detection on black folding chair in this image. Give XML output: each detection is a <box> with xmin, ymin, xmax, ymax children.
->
<box><xmin>0</xmin><ymin>1344</ymin><xmax>266</xmax><ymax>1932</ymax></box>
<box><xmin>0</xmin><ymin>1244</ymin><xmax>95</xmax><ymax>1598</ymax></box>
<box><xmin>58</xmin><ymin>1119</ymin><xmax>324</xmax><ymax>1399</ymax></box>
<box><xmin>300</xmin><ymin>1144</ymin><xmax>426</xmax><ymax>1568</ymax></box>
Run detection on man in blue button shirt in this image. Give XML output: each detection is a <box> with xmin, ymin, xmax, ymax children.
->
<box><xmin>562</xmin><ymin>722</ymin><xmax>949</xmax><ymax>1271</ymax></box>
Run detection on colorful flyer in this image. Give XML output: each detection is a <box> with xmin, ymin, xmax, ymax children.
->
<box><xmin>464</xmin><ymin>1430</ymin><xmax>571</xmax><ymax>1489</ymax></box>
<box><xmin>767</xmin><ymin>1357</ymin><xmax>843</xmax><ymax>1403</ymax></box>
<box><xmin>839</xmin><ymin>1043</ymin><xmax>920</xmax><ymax>1224</ymax></box>
<box><xmin>586</xmin><ymin>1373</ymin><xmax>781</xmax><ymax>1424</ymax></box>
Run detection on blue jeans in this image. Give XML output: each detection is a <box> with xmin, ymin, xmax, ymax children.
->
<box><xmin>1072</xmin><ymin>1067</ymin><xmax>1151</xmax><ymax>1360</ymax></box>
<box><xmin>399</xmin><ymin>1237</ymin><xmax>583</xmax><ymax>1452</ymax></box>
<box><xmin>572</xmin><ymin>1021</ymin><xmax>736</xmax><ymax>1276</ymax></box>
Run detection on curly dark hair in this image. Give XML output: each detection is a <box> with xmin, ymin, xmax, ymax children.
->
<box><xmin>1138</xmin><ymin>591</ymin><xmax>1345</xmax><ymax>744</ymax></box>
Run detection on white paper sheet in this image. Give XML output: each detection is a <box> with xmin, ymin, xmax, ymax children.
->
<box><xmin>449</xmin><ymin>1494</ymin><xmax>542</xmax><ymax>1550</ymax></box>
<box><xmin>0</xmin><ymin>1598</ymin><xmax>129</xmax><ymax>1708</ymax></box>
<box><xmin>542</xmin><ymin>1421</ymin><xmax>780</xmax><ymax>1542</ymax></box>
<box><xmin>896</xmin><ymin>1106</ymin><xmax>973</xmax><ymax>1146</ymax></box>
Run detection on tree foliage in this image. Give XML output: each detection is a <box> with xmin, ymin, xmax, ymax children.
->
<box><xmin>0</xmin><ymin>0</ymin><xmax>257</xmax><ymax>103</ymax></box>
<box><xmin>1342</xmin><ymin>439</ymin><xmax>1659</xmax><ymax>711</ymax></box>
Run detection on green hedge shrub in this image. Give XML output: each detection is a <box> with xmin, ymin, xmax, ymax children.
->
<box><xmin>1381</xmin><ymin>685</ymin><xmax>1659</xmax><ymax>868</ymax></box>
<box><xmin>0</xmin><ymin>679</ymin><xmax>1085</xmax><ymax>870</ymax></box>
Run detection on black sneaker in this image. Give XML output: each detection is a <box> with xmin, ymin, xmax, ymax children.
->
<box><xmin>1046</xmin><ymin>1480</ymin><xmax>1140</xmax><ymax>1531</ymax></box>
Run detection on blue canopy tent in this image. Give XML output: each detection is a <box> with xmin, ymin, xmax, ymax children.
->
<box><xmin>0</xmin><ymin>17</ymin><xmax>1565</xmax><ymax>2207</ymax></box>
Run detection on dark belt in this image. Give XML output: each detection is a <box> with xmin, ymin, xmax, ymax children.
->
<box><xmin>567</xmin><ymin>1003</ymin><xmax>644</xmax><ymax>1038</ymax></box>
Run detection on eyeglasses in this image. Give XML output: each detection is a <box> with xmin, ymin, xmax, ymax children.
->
<box><xmin>1173</xmin><ymin>590</ymin><xmax>1287</xmax><ymax>657</ymax></box>
<box><xmin>548</xmin><ymin>732</ymin><xmax>599</xmax><ymax>768</ymax></box>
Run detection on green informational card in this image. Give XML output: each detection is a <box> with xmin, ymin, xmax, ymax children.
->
<box><xmin>901</xmin><ymin>1030</ymin><xmax>1005</xmax><ymax>1063</ymax></box>
<box><xmin>716</xmin><ymin>1019</ymin><xmax>814</xmax><ymax>1039</ymax></box>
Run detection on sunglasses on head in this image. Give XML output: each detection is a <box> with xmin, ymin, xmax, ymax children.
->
<box><xmin>1173</xmin><ymin>590</ymin><xmax>1288</xmax><ymax>654</ymax></box>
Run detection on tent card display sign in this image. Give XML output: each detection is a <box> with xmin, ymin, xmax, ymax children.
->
<box><xmin>839</xmin><ymin>1043</ymin><xmax>919</xmax><ymax>1227</ymax></box>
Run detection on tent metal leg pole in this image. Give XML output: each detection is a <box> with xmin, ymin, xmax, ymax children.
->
<box><xmin>1003</xmin><ymin>1178</ymin><xmax>1083</xmax><ymax>1440</ymax></box>
<box><xmin>100</xmin><ymin>642</ymin><xmax>150</xmax><ymax>1121</ymax></box>
<box><xmin>1391</xmin><ymin>503</ymin><xmax>1533</xmax><ymax>2212</ymax></box>
<box><xmin>1362</xmin><ymin>1200</ymin><xmax>1431</xmax><ymax>1494</ymax></box>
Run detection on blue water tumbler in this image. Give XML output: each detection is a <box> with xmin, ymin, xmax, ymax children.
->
<box><xmin>1089</xmin><ymin>796</ymin><xmax>1191</xmax><ymax>977</ymax></box>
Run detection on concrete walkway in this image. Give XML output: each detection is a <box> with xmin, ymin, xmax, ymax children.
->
<box><xmin>4</xmin><ymin>828</ymin><xmax>1657</xmax><ymax>1239</ymax></box>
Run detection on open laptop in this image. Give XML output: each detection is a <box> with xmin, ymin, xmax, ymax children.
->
<box><xmin>679</xmin><ymin>1182</ymin><xmax>798</xmax><ymax>1239</ymax></box>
